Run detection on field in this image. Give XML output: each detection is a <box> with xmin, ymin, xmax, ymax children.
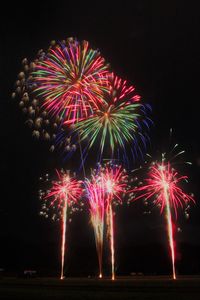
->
<box><xmin>0</xmin><ymin>276</ymin><xmax>200</xmax><ymax>299</ymax></box>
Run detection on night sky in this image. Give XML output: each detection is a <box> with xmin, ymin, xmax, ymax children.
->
<box><xmin>1</xmin><ymin>2</ymin><xmax>200</xmax><ymax>277</ymax></box>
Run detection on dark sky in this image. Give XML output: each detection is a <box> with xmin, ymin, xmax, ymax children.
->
<box><xmin>1</xmin><ymin>1</ymin><xmax>200</xmax><ymax>276</ymax></box>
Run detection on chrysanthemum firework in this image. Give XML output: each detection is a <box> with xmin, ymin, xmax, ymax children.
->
<box><xmin>31</xmin><ymin>38</ymin><xmax>109</xmax><ymax>124</ymax></box>
<box><xmin>12</xmin><ymin>38</ymin><xmax>109</xmax><ymax>152</ymax></box>
<box><xmin>70</xmin><ymin>74</ymin><xmax>152</xmax><ymax>163</ymax></box>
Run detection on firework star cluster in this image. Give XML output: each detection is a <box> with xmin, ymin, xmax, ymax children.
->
<box><xmin>13</xmin><ymin>37</ymin><xmax>195</xmax><ymax>280</ymax></box>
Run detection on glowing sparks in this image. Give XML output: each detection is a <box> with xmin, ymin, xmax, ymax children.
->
<box><xmin>102</xmin><ymin>163</ymin><xmax>128</xmax><ymax>280</ymax></box>
<box><xmin>131</xmin><ymin>152</ymin><xmax>195</xmax><ymax>279</ymax></box>
<box><xmin>133</xmin><ymin>162</ymin><xmax>194</xmax><ymax>217</ymax></box>
<box><xmin>14</xmin><ymin>36</ymin><xmax>196</xmax><ymax>280</ymax></box>
<box><xmin>107</xmin><ymin>203</ymin><xmax>115</xmax><ymax>280</ymax></box>
<box><xmin>84</xmin><ymin>175</ymin><xmax>105</xmax><ymax>278</ymax></box>
<box><xmin>61</xmin><ymin>199</ymin><xmax>67</xmax><ymax>280</ymax></box>
<box><xmin>13</xmin><ymin>49</ymin><xmax>64</xmax><ymax>150</ymax></box>
<box><xmin>72</xmin><ymin>74</ymin><xmax>151</xmax><ymax>161</ymax></box>
<box><xmin>85</xmin><ymin>162</ymin><xmax>128</xmax><ymax>279</ymax></box>
<box><xmin>102</xmin><ymin>163</ymin><xmax>128</xmax><ymax>203</ymax></box>
<box><xmin>13</xmin><ymin>38</ymin><xmax>110</xmax><ymax>154</ymax></box>
<box><xmin>40</xmin><ymin>170</ymin><xmax>83</xmax><ymax>279</ymax></box>
<box><xmin>32</xmin><ymin>38</ymin><xmax>109</xmax><ymax>125</ymax></box>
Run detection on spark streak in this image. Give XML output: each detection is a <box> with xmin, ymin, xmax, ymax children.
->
<box><xmin>130</xmin><ymin>150</ymin><xmax>195</xmax><ymax>279</ymax></box>
<box><xmin>85</xmin><ymin>176</ymin><xmax>105</xmax><ymax>278</ymax></box>
<box><xmin>85</xmin><ymin>162</ymin><xmax>128</xmax><ymax>279</ymax></box>
<box><xmin>40</xmin><ymin>170</ymin><xmax>83</xmax><ymax>279</ymax></box>
<box><xmin>107</xmin><ymin>203</ymin><xmax>115</xmax><ymax>280</ymax></box>
<box><xmin>102</xmin><ymin>163</ymin><xmax>128</xmax><ymax>280</ymax></box>
<box><xmin>161</xmin><ymin>167</ymin><xmax>176</xmax><ymax>280</ymax></box>
<box><xmin>61</xmin><ymin>199</ymin><xmax>68</xmax><ymax>280</ymax></box>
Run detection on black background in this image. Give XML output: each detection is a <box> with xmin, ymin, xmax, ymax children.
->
<box><xmin>1</xmin><ymin>1</ymin><xmax>200</xmax><ymax>277</ymax></box>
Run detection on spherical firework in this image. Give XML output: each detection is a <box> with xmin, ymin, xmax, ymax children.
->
<box><xmin>39</xmin><ymin>169</ymin><xmax>83</xmax><ymax>279</ymax></box>
<box><xmin>130</xmin><ymin>146</ymin><xmax>195</xmax><ymax>280</ymax></box>
<box><xmin>31</xmin><ymin>38</ymin><xmax>109</xmax><ymax>125</ymax></box>
<box><xmin>12</xmin><ymin>38</ymin><xmax>110</xmax><ymax>152</ymax></box>
<box><xmin>70</xmin><ymin>73</ymin><xmax>152</xmax><ymax>164</ymax></box>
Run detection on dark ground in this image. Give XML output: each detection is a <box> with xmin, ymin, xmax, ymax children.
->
<box><xmin>0</xmin><ymin>276</ymin><xmax>200</xmax><ymax>300</ymax></box>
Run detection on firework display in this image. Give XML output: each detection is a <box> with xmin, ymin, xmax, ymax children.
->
<box><xmin>13</xmin><ymin>39</ymin><xmax>151</xmax><ymax>168</ymax></box>
<box><xmin>12</xmin><ymin>38</ymin><xmax>109</xmax><ymax>152</ymax></box>
<box><xmin>85</xmin><ymin>162</ymin><xmax>128</xmax><ymax>279</ymax></box>
<box><xmin>39</xmin><ymin>170</ymin><xmax>83</xmax><ymax>279</ymax></box>
<box><xmin>13</xmin><ymin>36</ymin><xmax>196</xmax><ymax>281</ymax></box>
<box><xmin>84</xmin><ymin>175</ymin><xmax>105</xmax><ymax>278</ymax></box>
<box><xmin>68</xmin><ymin>73</ymin><xmax>152</xmax><ymax>163</ymax></box>
<box><xmin>32</xmin><ymin>38</ymin><xmax>109</xmax><ymax>125</ymax></box>
<box><xmin>102</xmin><ymin>162</ymin><xmax>128</xmax><ymax>280</ymax></box>
<box><xmin>12</xmin><ymin>54</ymin><xmax>60</xmax><ymax>148</ymax></box>
<box><xmin>130</xmin><ymin>148</ymin><xmax>195</xmax><ymax>279</ymax></box>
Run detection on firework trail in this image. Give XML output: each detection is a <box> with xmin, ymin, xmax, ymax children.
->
<box><xmin>85</xmin><ymin>162</ymin><xmax>128</xmax><ymax>279</ymax></box>
<box><xmin>71</xmin><ymin>73</ymin><xmax>152</xmax><ymax>164</ymax></box>
<box><xmin>84</xmin><ymin>174</ymin><xmax>106</xmax><ymax>278</ymax></box>
<box><xmin>39</xmin><ymin>170</ymin><xmax>83</xmax><ymax>279</ymax></box>
<box><xmin>100</xmin><ymin>162</ymin><xmax>128</xmax><ymax>280</ymax></box>
<box><xmin>130</xmin><ymin>148</ymin><xmax>195</xmax><ymax>279</ymax></box>
<box><xmin>106</xmin><ymin>201</ymin><xmax>115</xmax><ymax>280</ymax></box>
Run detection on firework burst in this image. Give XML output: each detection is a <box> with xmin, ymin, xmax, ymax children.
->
<box><xmin>12</xmin><ymin>38</ymin><xmax>109</xmax><ymax>153</ymax></box>
<box><xmin>85</xmin><ymin>162</ymin><xmax>128</xmax><ymax>279</ymax></box>
<box><xmin>39</xmin><ymin>169</ymin><xmax>83</xmax><ymax>279</ymax></box>
<box><xmin>71</xmin><ymin>74</ymin><xmax>151</xmax><ymax>164</ymax></box>
<box><xmin>102</xmin><ymin>162</ymin><xmax>128</xmax><ymax>280</ymax></box>
<box><xmin>31</xmin><ymin>38</ymin><xmax>109</xmax><ymax>124</ymax></box>
<box><xmin>130</xmin><ymin>147</ymin><xmax>195</xmax><ymax>279</ymax></box>
<box><xmin>12</xmin><ymin>50</ymin><xmax>67</xmax><ymax>152</ymax></box>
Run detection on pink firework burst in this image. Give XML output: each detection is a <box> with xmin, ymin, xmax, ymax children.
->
<box><xmin>107</xmin><ymin>72</ymin><xmax>141</xmax><ymax>103</ymax></box>
<box><xmin>85</xmin><ymin>162</ymin><xmax>128</xmax><ymax>280</ymax></box>
<box><xmin>131</xmin><ymin>152</ymin><xmax>195</xmax><ymax>280</ymax></box>
<box><xmin>132</xmin><ymin>161</ymin><xmax>194</xmax><ymax>217</ymax></box>
<box><xmin>41</xmin><ymin>169</ymin><xmax>83</xmax><ymax>279</ymax></box>
<box><xmin>32</xmin><ymin>38</ymin><xmax>109</xmax><ymax>125</ymax></box>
